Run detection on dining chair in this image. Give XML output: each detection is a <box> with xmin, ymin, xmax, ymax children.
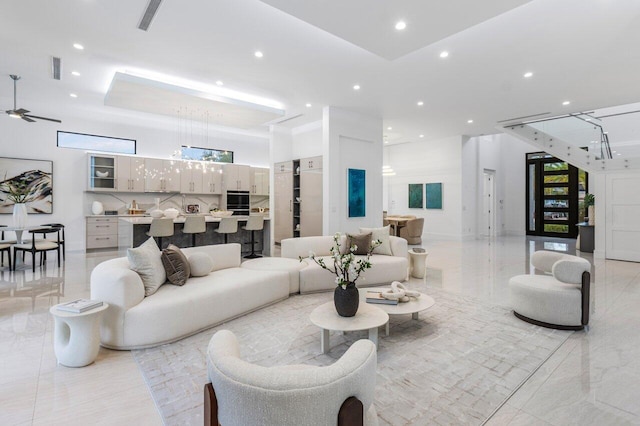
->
<box><xmin>0</xmin><ymin>226</ymin><xmax>15</xmax><ymax>269</ymax></box>
<box><xmin>12</xmin><ymin>227</ymin><xmax>61</xmax><ymax>273</ymax></box>
<box><xmin>41</xmin><ymin>223</ymin><xmax>66</xmax><ymax>260</ymax></box>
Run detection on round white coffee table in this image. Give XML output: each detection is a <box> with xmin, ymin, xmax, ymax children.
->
<box><xmin>309</xmin><ymin>302</ymin><xmax>388</xmax><ymax>353</ymax></box>
<box><xmin>408</xmin><ymin>249</ymin><xmax>429</xmax><ymax>279</ymax></box>
<box><xmin>359</xmin><ymin>288</ymin><xmax>435</xmax><ymax>336</ymax></box>
<box><xmin>49</xmin><ymin>303</ymin><xmax>109</xmax><ymax>367</ymax></box>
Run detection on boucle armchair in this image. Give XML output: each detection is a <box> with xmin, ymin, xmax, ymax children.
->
<box><xmin>399</xmin><ymin>217</ymin><xmax>424</xmax><ymax>245</ymax></box>
<box><xmin>509</xmin><ymin>250</ymin><xmax>591</xmax><ymax>330</ymax></box>
<box><xmin>205</xmin><ymin>330</ymin><xmax>378</xmax><ymax>426</ymax></box>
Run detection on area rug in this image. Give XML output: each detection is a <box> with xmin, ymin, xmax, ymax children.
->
<box><xmin>133</xmin><ymin>287</ymin><xmax>572</xmax><ymax>425</ymax></box>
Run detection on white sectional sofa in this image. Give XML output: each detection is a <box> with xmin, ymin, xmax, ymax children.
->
<box><xmin>281</xmin><ymin>235</ymin><xmax>409</xmax><ymax>293</ymax></box>
<box><xmin>91</xmin><ymin>243</ymin><xmax>290</xmax><ymax>350</ymax></box>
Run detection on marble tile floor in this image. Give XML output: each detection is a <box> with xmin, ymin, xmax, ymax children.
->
<box><xmin>0</xmin><ymin>236</ymin><xmax>638</xmax><ymax>425</ymax></box>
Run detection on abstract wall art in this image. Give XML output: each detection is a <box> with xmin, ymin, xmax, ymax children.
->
<box><xmin>0</xmin><ymin>157</ymin><xmax>53</xmax><ymax>214</ymax></box>
<box><xmin>348</xmin><ymin>168</ymin><xmax>366</xmax><ymax>217</ymax></box>
<box><xmin>408</xmin><ymin>184</ymin><xmax>423</xmax><ymax>208</ymax></box>
<box><xmin>425</xmin><ymin>182</ymin><xmax>443</xmax><ymax>209</ymax></box>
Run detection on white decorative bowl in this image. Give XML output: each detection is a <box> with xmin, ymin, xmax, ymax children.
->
<box><xmin>163</xmin><ymin>208</ymin><xmax>179</xmax><ymax>219</ymax></box>
<box><xmin>149</xmin><ymin>209</ymin><xmax>164</xmax><ymax>218</ymax></box>
<box><xmin>95</xmin><ymin>170</ymin><xmax>109</xmax><ymax>178</ymax></box>
<box><xmin>210</xmin><ymin>210</ymin><xmax>234</xmax><ymax>218</ymax></box>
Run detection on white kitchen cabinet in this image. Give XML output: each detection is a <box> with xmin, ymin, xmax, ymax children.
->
<box><xmin>300</xmin><ymin>156</ymin><xmax>323</xmax><ymax>237</ymax></box>
<box><xmin>145</xmin><ymin>159</ymin><xmax>181</xmax><ymax>192</ymax></box>
<box><xmin>250</xmin><ymin>167</ymin><xmax>269</xmax><ymax>196</ymax></box>
<box><xmin>223</xmin><ymin>164</ymin><xmax>251</xmax><ymax>191</ymax></box>
<box><xmin>203</xmin><ymin>163</ymin><xmax>223</xmax><ymax>194</ymax></box>
<box><xmin>180</xmin><ymin>162</ymin><xmax>205</xmax><ymax>194</ymax></box>
<box><xmin>116</xmin><ymin>156</ymin><xmax>145</xmax><ymax>192</ymax></box>
<box><xmin>274</xmin><ymin>161</ymin><xmax>293</xmax><ymax>244</ymax></box>
<box><xmin>87</xmin><ymin>154</ymin><xmax>116</xmax><ymax>191</ymax></box>
<box><xmin>86</xmin><ymin>217</ymin><xmax>118</xmax><ymax>249</ymax></box>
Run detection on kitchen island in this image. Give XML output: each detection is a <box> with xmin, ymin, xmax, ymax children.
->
<box><xmin>118</xmin><ymin>215</ymin><xmax>271</xmax><ymax>256</ymax></box>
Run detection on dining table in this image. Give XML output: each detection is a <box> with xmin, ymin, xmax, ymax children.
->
<box><xmin>385</xmin><ymin>216</ymin><xmax>411</xmax><ymax>236</ymax></box>
<box><xmin>1</xmin><ymin>225</ymin><xmax>53</xmax><ymax>244</ymax></box>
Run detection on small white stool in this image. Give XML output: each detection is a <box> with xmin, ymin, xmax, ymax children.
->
<box><xmin>408</xmin><ymin>249</ymin><xmax>429</xmax><ymax>279</ymax></box>
<box><xmin>49</xmin><ymin>303</ymin><xmax>109</xmax><ymax>367</ymax></box>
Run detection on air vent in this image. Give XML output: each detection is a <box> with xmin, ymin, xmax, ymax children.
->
<box><xmin>51</xmin><ymin>57</ymin><xmax>62</xmax><ymax>80</ymax></box>
<box><xmin>138</xmin><ymin>0</ymin><xmax>163</xmax><ymax>31</ymax></box>
<box><xmin>265</xmin><ymin>113</ymin><xmax>303</xmax><ymax>125</ymax></box>
<box><xmin>497</xmin><ymin>112</ymin><xmax>551</xmax><ymax>124</ymax></box>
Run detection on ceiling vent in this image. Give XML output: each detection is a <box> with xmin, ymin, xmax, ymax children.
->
<box><xmin>138</xmin><ymin>0</ymin><xmax>163</xmax><ymax>31</ymax></box>
<box><xmin>51</xmin><ymin>56</ymin><xmax>62</xmax><ymax>80</ymax></box>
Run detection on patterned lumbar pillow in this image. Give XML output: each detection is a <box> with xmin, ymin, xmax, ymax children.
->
<box><xmin>127</xmin><ymin>237</ymin><xmax>167</xmax><ymax>296</ymax></box>
<box><xmin>359</xmin><ymin>225</ymin><xmax>393</xmax><ymax>255</ymax></box>
<box><xmin>188</xmin><ymin>252</ymin><xmax>214</xmax><ymax>277</ymax></box>
<box><xmin>344</xmin><ymin>232</ymin><xmax>372</xmax><ymax>255</ymax></box>
<box><xmin>161</xmin><ymin>244</ymin><xmax>191</xmax><ymax>286</ymax></box>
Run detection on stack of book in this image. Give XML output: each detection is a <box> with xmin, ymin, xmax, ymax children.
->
<box><xmin>56</xmin><ymin>299</ymin><xmax>103</xmax><ymax>313</ymax></box>
<box><xmin>365</xmin><ymin>291</ymin><xmax>398</xmax><ymax>305</ymax></box>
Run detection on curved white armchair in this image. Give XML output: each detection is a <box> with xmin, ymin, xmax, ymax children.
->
<box><xmin>205</xmin><ymin>330</ymin><xmax>378</xmax><ymax>426</ymax></box>
<box><xmin>509</xmin><ymin>250</ymin><xmax>591</xmax><ymax>330</ymax></box>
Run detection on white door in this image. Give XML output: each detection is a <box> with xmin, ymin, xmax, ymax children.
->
<box><xmin>482</xmin><ymin>170</ymin><xmax>496</xmax><ymax>237</ymax></box>
<box><xmin>606</xmin><ymin>174</ymin><xmax>640</xmax><ymax>261</ymax></box>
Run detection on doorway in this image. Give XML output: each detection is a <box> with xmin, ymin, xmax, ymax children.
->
<box><xmin>482</xmin><ymin>170</ymin><xmax>496</xmax><ymax>237</ymax></box>
<box><xmin>526</xmin><ymin>152</ymin><xmax>587</xmax><ymax>239</ymax></box>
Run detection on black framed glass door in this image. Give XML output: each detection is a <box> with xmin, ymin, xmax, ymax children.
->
<box><xmin>526</xmin><ymin>152</ymin><xmax>587</xmax><ymax>238</ymax></box>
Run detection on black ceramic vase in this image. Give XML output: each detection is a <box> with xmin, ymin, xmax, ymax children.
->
<box><xmin>334</xmin><ymin>282</ymin><xmax>359</xmax><ymax>317</ymax></box>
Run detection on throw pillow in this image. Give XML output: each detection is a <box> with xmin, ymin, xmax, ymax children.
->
<box><xmin>161</xmin><ymin>244</ymin><xmax>191</xmax><ymax>286</ymax></box>
<box><xmin>127</xmin><ymin>237</ymin><xmax>167</xmax><ymax>296</ymax></box>
<box><xmin>359</xmin><ymin>225</ymin><xmax>393</xmax><ymax>255</ymax></box>
<box><xmin>344</xmin><ymin>233</ymin><xmax>372</xmax><ymax>255</ymax></box>
<box><xmin>188</xmin><ymin>252</ymin><xmax>214</xmax><ymax>277</ymax></box>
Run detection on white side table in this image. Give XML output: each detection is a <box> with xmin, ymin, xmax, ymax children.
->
<box><xmin>309</xmin><ymin>302</ymin><xmax>388</xmax><ymax>353</ymax></box>
<box><xmin>49</xmin><ymin>303</ymin><xmax>109</xmax><ymax>367</ymax></box>
<box><xmin>408</xmin><ymin>249</ymin><xmax>429</xmax><ymax>279</ymax></box>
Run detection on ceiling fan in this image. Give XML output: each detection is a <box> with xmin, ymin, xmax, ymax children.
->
<box><xmin>5</xmin><ymin>75</ymin><xmax>61</xmax><ymax>123</ymax></box>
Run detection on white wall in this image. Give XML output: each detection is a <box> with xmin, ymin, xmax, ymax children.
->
<box><xmin>385</xmin><ymin>136</ymin><xmax>463</xmax><ymax>240</ymax></box>
<box><xmin>323</xmin><ymin>107</ymin><xmax>383</xmax><ymax>234</ymax></box>
<box><xmin>1</xmin><ymin>110</ymin><xmax>269</xmax><ymax>252</ymax></box>
<box><xmin>292</xmin><ymin>120</ymin><xmax>322</xmax><ymax>159</ymax></box>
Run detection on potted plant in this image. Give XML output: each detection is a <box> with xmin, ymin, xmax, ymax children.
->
<box><xmin>0</xmin><ymin>175</ymin><xmax>36</xmax><ymax>228</ymax></box>
<box><xmin>301</xmin><ymin>233</ymin><xmax>381</xmax><ymax>317</ymax></box>
<box><xmin>584</xmin><ymin>193</ymin><xmax>595</xmax><ymax>226</ymax></box>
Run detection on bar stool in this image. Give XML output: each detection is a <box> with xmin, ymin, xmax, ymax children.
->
<box><xmin>214</xmin><ymin>217</ymin><xmax>238</xmax><ymax>244</ymax></box>
<box><xmin>183</xmin><ymin>215</ymin><xmax>206</xmax><ymax>247</ymax></box>
<box><xmin>147</xmin><ymin>218</ymin><xmax>174</xmax><ymax>249</ymax></box>
<box><xmin>41</xmin><ymin>223</ymin><xmax>66</xmax><ymax>260</ymax></box>
<box><xmin>242</xmin><ymin>216</ymin><xmax>264</xmax><ymax>259</ymax></box>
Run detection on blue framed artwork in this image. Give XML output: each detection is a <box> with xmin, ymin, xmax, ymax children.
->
<box><xmin>348</xmin><ymin>168</ymin><xmax>366</xmax><ymax>217</ymax></box>
<box><xmin>408</xmin><ymin>184</ymin><xmax>423</xmax><ymax>208</ymax></box>
<box><xmin>425</xmin><ymin>183</ymin><xmax>443</xmax><ymax>209</ymax></box>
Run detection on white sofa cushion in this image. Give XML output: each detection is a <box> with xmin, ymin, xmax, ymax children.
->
<box><xmin>188</xmin><ymin>252</ymin><xmax>214</xmax><ymax>277</ymax></box>
<box><xmin>240</xmin><ymin>257</ymin><xmax>305</xmax><ymax>294</ymax></box>
<box><xmin>359</xmin><ymin>226</ymin><xmax>392</xmax><ymax>255</ymax></box>
<box><xmin>127</xmin><ymin>237</ymin><xmax>166</xmax><ymax>296</ymax></box>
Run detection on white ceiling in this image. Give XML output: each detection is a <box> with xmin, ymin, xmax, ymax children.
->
<box><xmin>1</xmin><ymin>0</ymin><xmax>640</xmax><ymax>145</ymax></box>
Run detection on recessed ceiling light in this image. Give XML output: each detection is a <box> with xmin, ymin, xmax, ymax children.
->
<box><xmin>395</xmin><ymin>21</ymin><xmax>407</xmax><ymax>31</ymax></box>
<box><xmin>562</xmin><ymin>101</ymin><xmax>571</xmax><ymax>106</ymax></box>
<box><xmin>387</xmin><ymin>126</ymin><xmax>393</xmax><ymax>130</ymax></box>
<box><xmin>524</xmin><ymin>72</ymin><xmax>533</xmax><ymax>78</ymax></box>
<box><xmin>419</xmin><ymin>134</ymin><xmax>424</xmax><ymax>138</ymax></box>
<box><xmin>439</xmin><ymin>51</ymin><xmax>449</xmax><ymax>58</ymax></box>
<box><xmin>417</xmin><ymin>101</ymin><xmax>424</xmax><ymax>106</ymax></box>
<box><xmin>73</xmin><ymin>43</ymin><xmax>84</xmax><ymax>50</ymax></box>
<box><xmin>353</xmin><ymin>84</ymin><xmax>360</xmax><ymax>90</ymax></box>
<box><xmin>612</xmin><ymin>150</ymin><xmax>617</xmax><ymax>153</ymax></box>
<box><xmin>216</xmin><ymin>80</ymin><xmax>224</xmax><ymax>86</ymax></box>
<box><xmin>305</xmin><ymin>103</ymin><xmax>312</xmax><ymax>108</ymax></box>
<box><xmin>467</xmin><ymin>119</ymin><xmax>473</xmax><ymax>124</ymax></box>
<box><xmin>384</xmin><ymin>141</ymin><xmax>389</xmax><ymax>144</ymax></box>
<box><xmin>585</xmin><ymin>118</ymin><xmax>592</xmax><ymax>121</ymax></box>
<box><xmin>254</xmin><ymin>51</ymin><xmax>263</xmax><ymax>58</ymax></box>
<box><xmin>70</xmin><ymin>93</ymin><xmax>78</xmax><ymax>98</ymax></box>
<box><xmin>71</xmin><ymin>71</ymin><xmax>80</xmax><ymax>77</ymax></box>
<box><xmin>617</xmin><ymin>153</ymin><xmax>621</xmax><ymax>156</ymax></box>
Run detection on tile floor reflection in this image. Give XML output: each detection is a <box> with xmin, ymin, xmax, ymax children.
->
<box><xmin>0</xmin><ymin>236</ymin><xmax>638</xmax><ymax>425</ymax></box>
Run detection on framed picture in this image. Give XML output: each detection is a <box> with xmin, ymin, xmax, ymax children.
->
<box><xmin>0</xmin><ymin>157</ymin><xmax>53</xmax><ymax>214</ymax></box>
<box><xmin>348</xmin><ymin>168</ymin><xmax>366</xmax><ymax>218</ymax></box>
<box><xmin>408</xmin><ymin>184</ymin><xmax>423</xmax><ymax>208</ymax></box>
<box><xmin>186</xmin><ymin>204</ymin><xmax>200</xmax><ymax>214</ymax></box>
<box><xmin>425</xmin><ymin>183</ymin><xmax>443</xmax><ymax>209</ymax></box>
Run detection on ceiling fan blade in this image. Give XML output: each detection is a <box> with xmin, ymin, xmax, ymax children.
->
<box><xmin>21</xmin><ymin>116</ymin><xmax>36</xmax><ymax>123</ymax></box>
<box><xmin>23</xmin><ymin>114</ymin><xmax>61</xmax><ymax>123</ymax></box>
<box><xmin>14</xmin><ymin>108</ymin><xmax>30</xmax><ymax>114</ymax></box>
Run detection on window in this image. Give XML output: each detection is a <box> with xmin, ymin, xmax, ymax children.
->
<box><xmin>57</xmin><ymin>131</ymin><xmax>136</xmax><ymax>154</ymax></box>
<box><xmin>181</xmin><ymin>146</ymin><xmax>233</xmax><ymax>163</ymax></box>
